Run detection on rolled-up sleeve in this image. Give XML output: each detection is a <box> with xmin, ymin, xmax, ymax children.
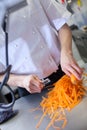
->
<box><xmin>40</xmin><ymin>0</ymin><xmax>71</xmax><ymax>30</ymax></box>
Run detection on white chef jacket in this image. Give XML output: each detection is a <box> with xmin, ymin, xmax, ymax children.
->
<box><xmin>0</xmin><ymin>0</ymin><xmax>71</xmax><ymax>79</ymax></box>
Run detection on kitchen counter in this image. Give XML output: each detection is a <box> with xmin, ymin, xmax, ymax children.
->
<box><xmin>0</xmin><ymin>88</ymin><xmax>87</xmax><ymax>130</ymax></box>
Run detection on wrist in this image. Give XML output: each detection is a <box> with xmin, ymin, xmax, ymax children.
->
<box><xmin>8</xmin><ymin>74</ymin><xmax>26</xmax><ymax>87</ymax></box>
<box><xmin>61</xmin><ymin>48</ymin><xmax>72</xmax><ymax>55</ymax></box>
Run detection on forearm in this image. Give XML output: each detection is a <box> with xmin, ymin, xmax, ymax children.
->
<box><xmin>0</xmin><ymin>73</ymin><xmax>44</xmax><ymax>93</ymax></box>
<box><xmin>58</xmin><ymin>23</ymin><xmax>72</xmax><ymax>54</ymax></box>
<box><xmin>0</xmin><ymin>74</ymin><xmax>25</xmax><ymax>88</ymax></box>
<box><xmin>58</xmin><ymin>23</ymin><xmax>83</xmax><ymax>79</ymax></box>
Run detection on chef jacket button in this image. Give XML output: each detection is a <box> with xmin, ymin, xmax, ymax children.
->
<box><xmin>15</xmin><ymin>44</ymin><xmax>18</xmax><ymax>47</ymax></box>
<box><xmin>25</xmin><ymin>57</ymin><xmax>28</xmax><ymax>60</ymax></box>
<box><xmin>40</xmin><ymin>45</ymin><xmax>44</xmax><ymax>49</ymax></box>
<box><xmin>32</xmin><ymin>31</ymin><xmax>36</xmax><ymax>34</ymax></box>
<box><xmin>23</xmin><ymin>15</ymin><xmax>26</xmax><ymax>18</ymax></box>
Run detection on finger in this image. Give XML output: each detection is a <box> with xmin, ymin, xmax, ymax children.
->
<box><xmin>31</xmin><ymin>81</ymin><xmax>43</xmax><ymax>91</ymax></box>
<box><xmin>29</xmin><ymin>89</ymin><xmax>41</xmax><ymax>94</ymax></box>
<box><xmin>30</xmin><ymin>89</ymin><xmax>41</xmax><ymax>93</ymax></box>
<box><xmin>29</xmin><ymin>84</ymin><xmax>42</xmax><ymax>93</ymax></box>
<box><xmin>71</xmin><ymin>63</ymin><xmax>83</xmax><ymax>75</ymax></box>
<box><xmin>33</xmin><ymin>75</ymin><xmax>43</xmax><ymax>83</ymax></box>
<box><xmin>32</xmin><ymin>77</ymin><xmax>44</xmax><ymax>89</ymax></box>
<box><xmin>32</xmin><ymin>81</ymin><xmax>44</xmax><ymax>90</ymax></box>
<box><xmin>66</xmin><ymin>65</ymin><xmax>82</xmax><ymax>80</ymax></box>
<box><xmin>63</xmin><ymin>69</ymin><xmax>71</xmax><ymax>76</ymax></box>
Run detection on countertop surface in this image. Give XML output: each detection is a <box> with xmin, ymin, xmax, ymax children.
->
<box><xmin>0</xmin><ymin>88</ymin><xmax>87</xmax><ymax>130</ymax></box>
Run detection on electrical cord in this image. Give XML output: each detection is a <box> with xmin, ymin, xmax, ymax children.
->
<box><xmin>0</xmin><ymin>11</ymin><xmax>15</xmax><ymax>108</ymax></box>
<box><xmin>0</xmin><ymin>1</ymin><xmax>27</xmax><ymax>123</ymax></box>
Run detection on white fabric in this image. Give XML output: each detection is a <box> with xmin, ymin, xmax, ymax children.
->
<box><xmin>0</xmin><ymin>0</ymin><xmax>71</xmax><ymax>79</ymax></box>
<box><xmin>0</xmin><ymin>2</ymin><xmax>6</xmax><ymax>25</ymax></box>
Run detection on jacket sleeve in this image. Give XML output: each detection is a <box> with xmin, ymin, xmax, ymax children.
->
<box><xmin>40</xmin><ymin>0</ymin><xmax>71</xmax><ymax>30</ymax></box>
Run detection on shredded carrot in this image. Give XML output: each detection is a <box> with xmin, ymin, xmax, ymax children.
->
<box><xmin>70</xmin><ymin>74</ymin><xmax>81</xmax><ymax>85</ymax></box>
<box><xmin>34</xmin><ymin>74</ymin><xmax>87</xmax><ymax>130</ymax></box>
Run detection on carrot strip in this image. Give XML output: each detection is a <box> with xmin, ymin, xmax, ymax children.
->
<box><xmin>34</xmin><ymin>74</ymin><xmax>87</xmax><ymax>130</ymax></box>
<box><xmin>36</xmin><ymin>109</ymin><xmax>48</xmax><ymax>128</ymax></box>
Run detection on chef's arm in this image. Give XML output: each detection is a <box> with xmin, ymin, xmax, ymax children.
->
<box><xmin>58</xmin><ymin>23</ymin><xmax>83</xmax><ymax>80</ymax></box>
<box><xmin>0</xmin><ymin>73</ymin><xmax>43</xmax><ymax>93</ymax></box>
<box><xmin>0</xmin><ymin>74</ymin><xmax>25</xmax><ymax>87</ymax></box>
<box><xmin>58</xmin><ymin>23</ymin><xmax>72</xmax><ymax>55</ymax></box>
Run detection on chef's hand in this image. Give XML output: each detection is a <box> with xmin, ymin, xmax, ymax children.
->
<box><xmin>23</xmin><ymin>75</ymin><xmax>44</xmax><ymax>93</ymax></box>
<box><xmin>60</xmin><ymin>50</ymin><xmax>83</xmax><ymax>80</ymax></box>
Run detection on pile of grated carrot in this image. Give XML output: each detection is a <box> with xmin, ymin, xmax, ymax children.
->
<box><xmin>35</xmin><ymin>74</ymin><xmax>87</xmax><ymax>130</ymax></box>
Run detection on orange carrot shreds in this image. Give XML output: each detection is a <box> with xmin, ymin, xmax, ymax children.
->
<box><xmin>29</xmin><ymin>106</ymin><xmax>41</xmax><ymax>112</ymax></box>
<box><xmin>35</xmin><ymin>74</ymin><xmax>87</xmax><ymax>130</ymax></box>
<box><xmin>83</xmin><ymin>72</ymin><xmax>87</xmax><ymax>77</ymax></box>
<box><xmin>70</xmin><ymin>74</ymin><xmax>81</xmax><ymax>85</ymax></box>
